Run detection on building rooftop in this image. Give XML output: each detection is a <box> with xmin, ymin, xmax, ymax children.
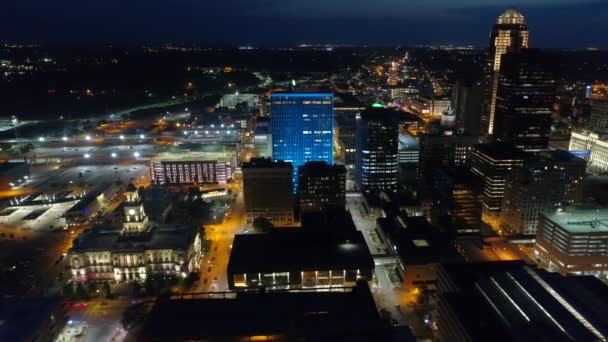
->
<box><xmin>227</xmin><ymin>229</ymin><xmax>374</xmax><ymax>274</ymax></box>
<box><xmin>543</xmin><ymin>206</ymin><xmax>608</xmax><ymax>234</ymax></box>
<box><xmin>69</xmin><ymin>224</ymin><xmax>198</xmax><ymax>253</ymax></box>
<box><xmin>438</xmin><ymin>261</ymin><xmax>608</xmax><ymax>341</ymax></box>
<box><xmin>378</xmin><ymin>215</ymin><xmax>463</xmax><ymax>265</ymax></box>
<box><xmin>139</xmin><ymin>281</ymin><xmax>411</xmax><ymax>341</ymax></box>
<box><xmin>298</xmin><ymin>161</ymin><xmax>346</xmax><ymax>177</ymax></box>
<box><xmin>473</xmin><ymin>141</ymin><xmax>528</xmax><ymax>160</ymax></box>
<box><xmin>497</xmin><ymin>7</ymin><xmax>525</xmax><ymax>25</ymax></box>
<box><xmin>359</xmin><ymin>106</ymin><xmax>399</xmax><ymax>122</ymax></box>
<box><xmin>242</xmin><ymin>158</ymin><xmax>292</xmax><ymax>170</ymax></box>
<box><xmin>151</xmin><ymin>149</ymin><xmax>235</xmax><ymax>163</ymax></box>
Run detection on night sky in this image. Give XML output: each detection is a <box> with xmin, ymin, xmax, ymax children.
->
<box><xmin>2</xmin><ymin>0</ymin><xmax>607</xmax><ymax>48</ymax></box>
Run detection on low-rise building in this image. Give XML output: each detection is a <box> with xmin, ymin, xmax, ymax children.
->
<box><xmin>536</xmin><ymin>206</ymin><xmax>608</xmax><ymax>277</ymax></box>
<box><xmin>435</xmin><ymin>261</ymin><xmax>608</xmax><ymax>342</ymax></box>
<box><xmin>68</xmin><ymin>184</ymin><xmax>201</xmax><ymax>282</ymax></box>
<box><xmin>569</xmin><ymin>130</ymin><xmax>608</xmax><ymax>172</ymax></box>
<box><xmin>150</xmin><ymin>145</ymin><xmax>236</xmax><ymax>186</ymax></box>
<box><xmin>227</xmin><ymin>229</ymin><xmax>374</xmax><ymax>290</ymax></box>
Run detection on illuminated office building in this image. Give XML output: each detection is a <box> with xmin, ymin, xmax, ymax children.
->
<box><xmin>482</xmin><ymin>7</ymin><xmax>529</xmax><ymax>134</ymax></box>
<box><xmin>470</xmin><ymin>142</ymin><xmax>527</xmax><ymax>213</ymax></box>
<box><xmin>271</xmin><ymin>92</ymin><xmax>334</xmax><ymax>188</ymax></box>
<box><xmin>242</xmin><ymin>158</ymin><xmax>294</xmax><ymax>225</ymax></box>
<box><xmin>298</xmin><ymin>161</ymin><xmax>346</xmax><ymax>213</ymax></box>
<box><xmin>494</xmin><ymin>49</ymin><xmax>559</xmax><ymax>152</ymax></box>
<box><xmin>355</xmin><ymin>107</ymin><xmax>399</xmax><ymax>196</ymax></box>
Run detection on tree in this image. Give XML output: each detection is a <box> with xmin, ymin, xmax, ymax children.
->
<box><xmin>76</xmin><ymin>282</ymin><xmax>89</xmax><ymax>299</ymax></box>
<box><xmin>102</xmin><ymin>282</ymin><xmax>112</xmax><ymax>298</ymax></box>
<box><xmin>121</xmin><ymin>303</ymin><xmax>146</xmax><ymax>330</ymax></box>
<box><xmin>252</xmin><ymin>217</ymin><xmax>273</xmax><ymax>233</ymax></box>
<box><xmin>62</xmin><ymin>283</ymin><xmax>74</xmax><ymax>298</ymax></box>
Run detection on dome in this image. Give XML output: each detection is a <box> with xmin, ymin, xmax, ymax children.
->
<box><xmin>497</xmin><ymin>7</ymin><xmax>525</xmax><ymax>25</ymax></box>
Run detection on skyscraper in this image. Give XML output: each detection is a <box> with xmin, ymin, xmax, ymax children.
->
<box><xmin>298</xmin><ymin>161</ymin><xmax>346</xmax><ymax>213</ymax></box>
<box><xmin>482</xmin><ymin>7</ymin><xmax>529</xmax><ymax>134</ymax></box>
<box><xmin>470</xmin><ymin>142</ymin><xmax>527</xmax><ymax>214</ymax></box>
<box><xmin>242</xmin><ymin>158</ymin><xmax>294</xmax><ymax>225</ymax></box>
<box><xmin>355</xmin><ymin>107</ymin><xmax>399</xmax><ymax>196</ymax></box>
<box><xmin>270</xmin><ymin>92</ymin><xmax>334</xmax><ymax>189</ymax></box>
<box><xmin>451</xmin><ymin>79</ymin><xmax>483</xmax><ymax>136</ymax></box>
<box><xmin>493</xmin><ymin>49</ymin><xmax>559</xmax><ymax>152</ymax></box>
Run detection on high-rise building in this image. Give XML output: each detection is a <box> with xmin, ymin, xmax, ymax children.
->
<box><xmin>493</xmin><ymin>49</ymin><xmax>559</xmax><ymax>152</ymax></box>
<box><xmin>470</xmin><ymin>142</ymin><xmax>527</xmax><ymax>214</ymax></box>
<box><xmin>298</xmin><ymin>161</ymin><xmax>346</xmax><ymax>213</ymax></box>
<box><xmin>500</xmin><ymin>167</ymin><xmax>550</xmax><ymax>235</ymax></box>
<box><xmin>355</xmin><ymin>107</ymin><xmax>399</xmax><ymax>196</ymax></box>
<box><xmin>500</xmin><ymin>150</ymin><xmax>586</xmax><ymax>235</ymax></box>
<box><xmin>482</xmin><ymin>7</ymin><xmax>529</xmax><ymax>134</ymax></box>
<box><xmin>270</xmin><ymin>92</ymin><xmax>334</xmax><ymax>188</ymax></box>
<box><xmin>588</xmin><ymin>99</ymin><xmax>608</xmax><ymax>130</ymax></box>
<box><xmin>242</xmin><ymin>158</ymin><xmax>294</xmax><ymax>225</ymax></box>
<box><xmin>418</xmin><ymin>124</ymin><xmax>482</xmax><ymax>197</ymax></box>
<box><xmin>536</xmin><ymin>206</ymin><xmax>608</xmax><ymax>277</ymax></box>
<box><xmin>431</xmin><ymin>167</ymin><xmax>483</xmax><ymax>231</ymax></box>
<box><xmin>451</xmin><ymin>79</ymin><xmax>483</xmax><ymax>136</ymax></box>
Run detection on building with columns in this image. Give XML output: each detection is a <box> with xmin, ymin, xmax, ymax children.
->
<box><xmin>68</xmin><ymin>184</ymin><xmax>201</xmax><ymax>283</ymax></box>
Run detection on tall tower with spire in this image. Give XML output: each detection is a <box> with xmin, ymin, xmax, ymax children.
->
<box><xmin>122</xmin><ymin>183</ymin><xmax>149</xmax><ymax>233</ymax></box>
<box><xmin>482</xmin><ymin>7</ymin><xmax>529</xmax><ymax>135</ymax></box>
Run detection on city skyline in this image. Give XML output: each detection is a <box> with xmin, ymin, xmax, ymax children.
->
<box><xmin>1</xmin><ymin>1</ymin><xmax>607</xmax><ymax>48</ymax></box>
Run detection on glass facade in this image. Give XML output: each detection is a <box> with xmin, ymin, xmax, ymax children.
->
<box><xmin>271</xmin><ymin>93</ymin><xmax>334</xmax><ymax>189</ymax></box>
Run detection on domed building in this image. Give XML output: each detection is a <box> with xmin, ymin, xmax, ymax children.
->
<box><xmin>68</xmin><ymin>184</ymin><xmax>201</xmax><ymax>283</ymax></box>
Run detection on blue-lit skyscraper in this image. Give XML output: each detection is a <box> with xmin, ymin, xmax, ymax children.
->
<box><xmin>271</xmin><ymin>92</ymin><xmax>334</xmax><ymax>190</ymax></box>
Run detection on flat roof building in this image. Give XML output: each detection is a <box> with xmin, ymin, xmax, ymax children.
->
<box><xmin>470</xmin><ymin>142</ymin><xmax>527</xmax><ymax>214</ymax></box>
<box><xmin>150</xmin><ymin>145</ymin><xmax>236</xmax><ymax>186</ymax></box>
<box><xmin>536</xmin><ymin>206</ymin><xmax>608</xmax><ymax>277</ymax></box>
<box><xmin>227</xmin><ymin>229</ymin><xmax>374</xmax><ymax>290</ymax></box>
<box><xmin>435</xmin><ymin>261</ymin><xmax>608</xmax><ymax>342</ymax></box>
<box><xmin>242</xmin><ymin>158</ymin><xmax>294</xmax><ymax>225</ymax></box>
<box><xmin>139</xmin><ymin>281</ymin><xmax>414</xmax><ymax>341</ymax></box>
<box><xmin>298</xmin><ymin>161</ymin><xmax>346</xmax><ymax>213</ymax></box>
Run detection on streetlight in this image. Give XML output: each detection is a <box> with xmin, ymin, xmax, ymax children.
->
<box><xmin>139</xmin><ymin>134</ymin><xmax>145</xmax><ymax>139</ymax></box>
<box><xmin>119</xmin><ymin>135</ymin><xmax>125</xmax><ymax>140</ymax></box>
<box><xmin>111</xmin><ymin>152</ymin><xmax>117</xmax><ymax>158</ymax></box>
<box><xmin>84</xmin><ymin>153</ymin><xmax>91</xmax><ymax>159</ymax></box>
<box><xmin>62</xmin><ymin>136</ymin><xmax>68</xmax><ymax>141</ymax></box>
<box><xmin>38</xmin><ymin>137</ymin><xmax>45</xmax><ymax>142</ymax></box>
<box><xmin>85</xmin><ymin>135</ymin><xmax>92</xmax><ymax>141</ymax></box>
<box><xmin>133</xmin><ymin>152</ymin><xmax>140</xmax><ymax>158</ymax></box>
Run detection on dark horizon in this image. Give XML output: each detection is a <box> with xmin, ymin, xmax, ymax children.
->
<box><xmin>2</xmin><ymin>1</ymin><xmax>607</xmax><ymax>49</ymax></box>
